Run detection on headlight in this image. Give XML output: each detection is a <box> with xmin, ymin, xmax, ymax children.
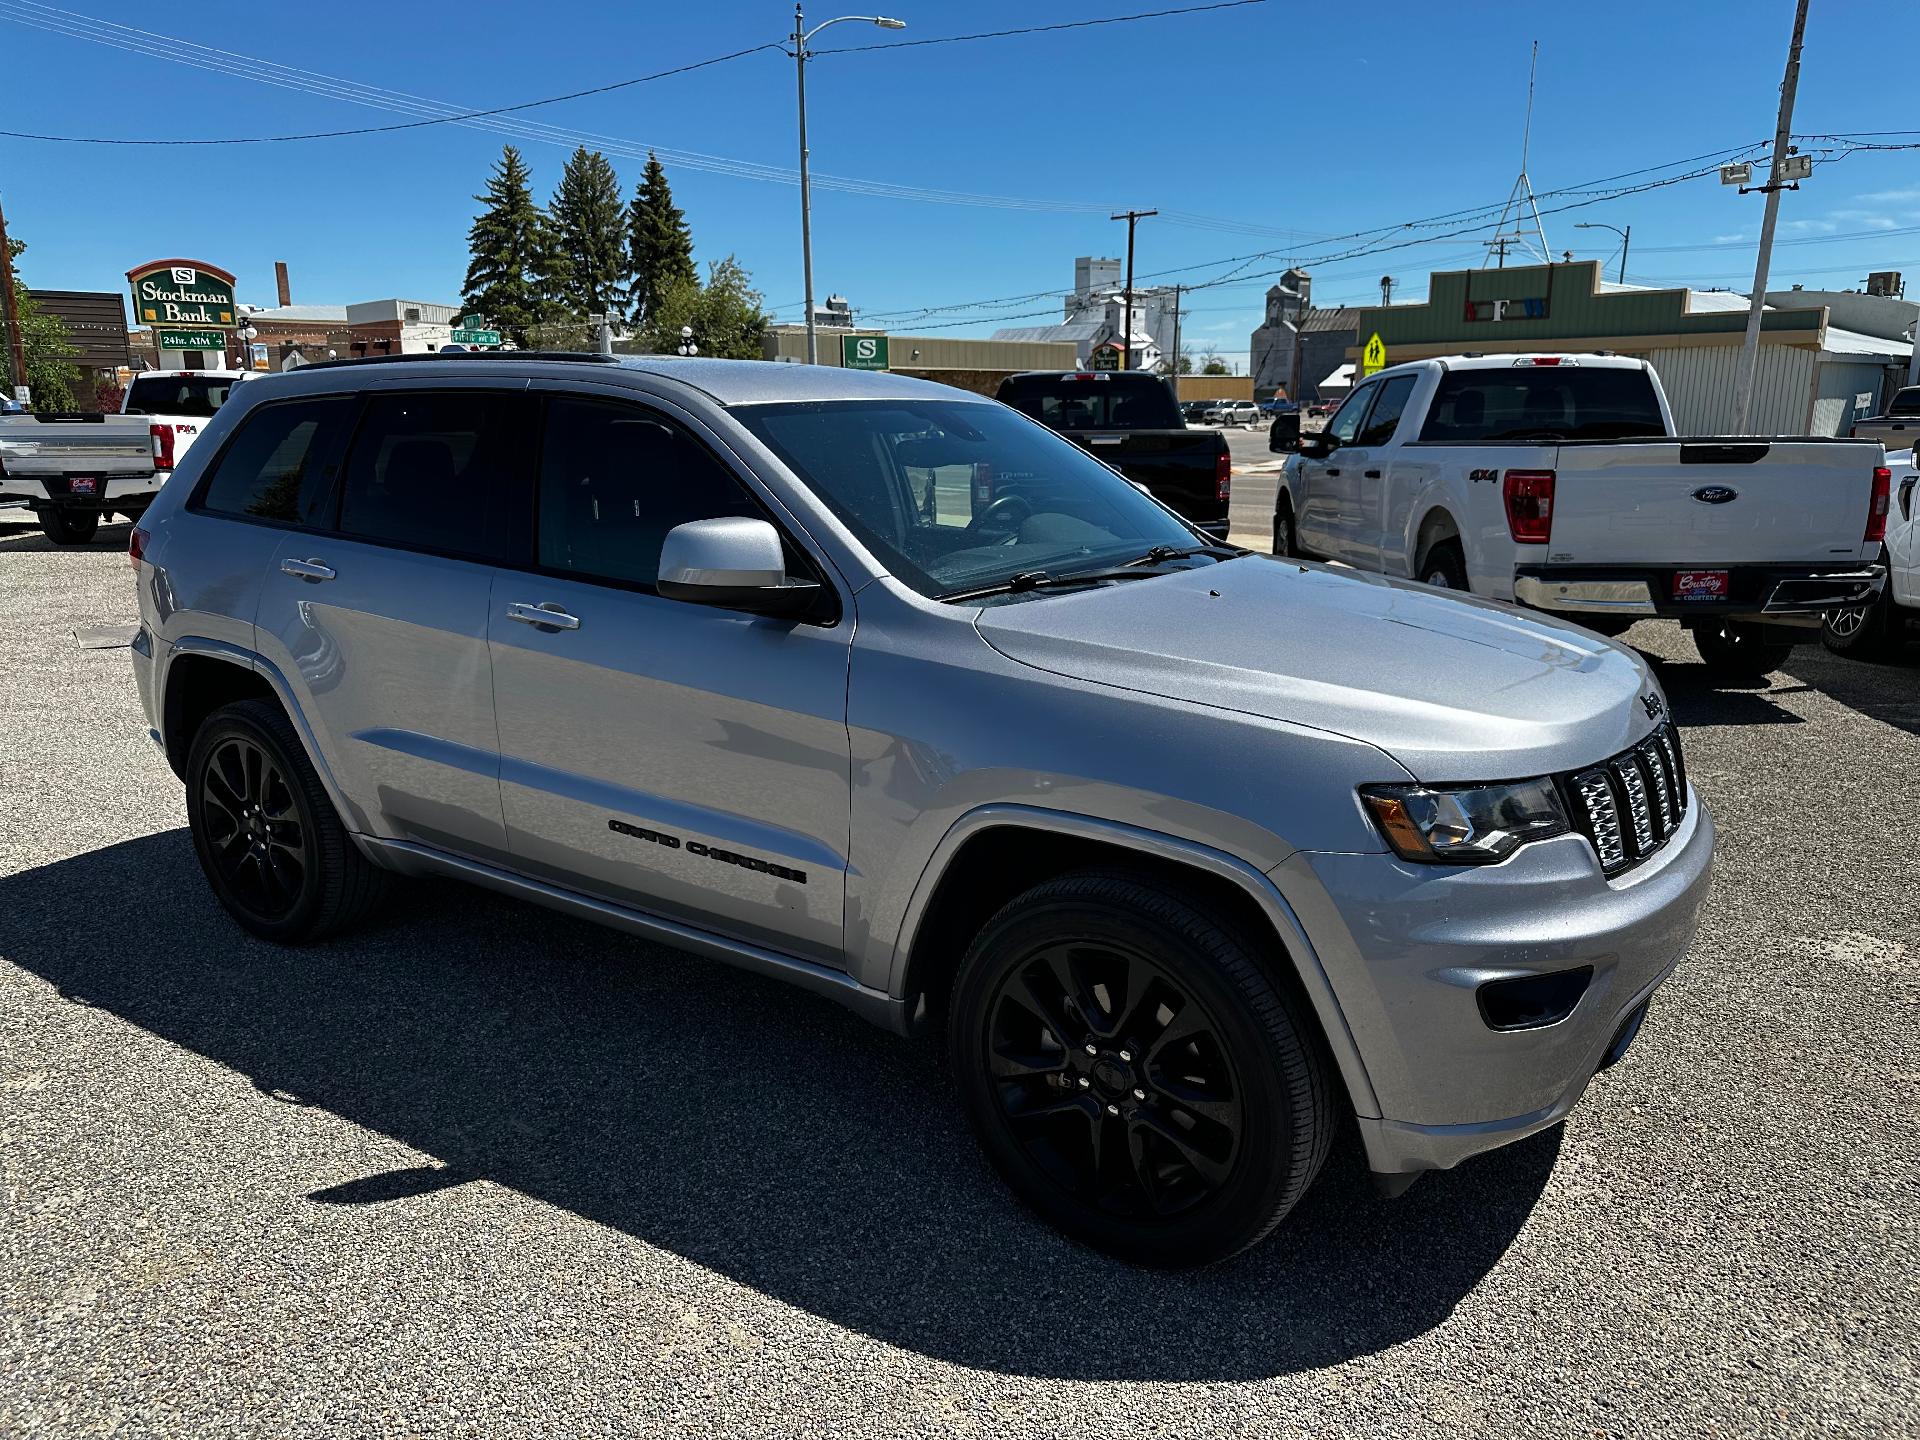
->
<box><xmin>1360</xmin><ymin>778</ymin><xmax>1569</xmax><ymax>865</ymax></box>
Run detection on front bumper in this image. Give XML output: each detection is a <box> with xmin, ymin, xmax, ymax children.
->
<box><xmin>1515</xmin><ymin>563</ymin><xmax>1884</xmax><ymax>620</ymax></box>
<box><xmin>1274</xmin><ymin>793</ymin><xmax>1715</xmax><ymax>1179</ymax></box>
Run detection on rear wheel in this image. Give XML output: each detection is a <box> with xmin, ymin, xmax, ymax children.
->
<box><xmin>1419</xmin><ymin>538</ymin><xmax>1468</xmax><ymax>591</ymax></box>
<box><xmin>1821</xmin><ymin>588</ymin><xmax>1897</xmax><ymax>660</ymax></box>
<box><xmin>185</xmin><ymin>699</ymin><xmax>389</xmax><ymax>943</ymax></box>
<box><xmin>1692</xmin><ymin>621</ymin><xmax>1795</xmax><ymax>680</ymax></box>
<box><xmin>950</xmin><ymin>871</ymin><xmax>1333</xmax><ymax>1267</ymax></box>
<box><xmin>35</xmin><ymin>507</ymin><xmax>99</xmax><ymax>545</ymax></box>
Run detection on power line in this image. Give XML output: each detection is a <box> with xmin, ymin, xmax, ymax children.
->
<box><xmin>811</xmin><ymin>0</ymin><xmax>1267</xmax><ymax>54</ymax></box>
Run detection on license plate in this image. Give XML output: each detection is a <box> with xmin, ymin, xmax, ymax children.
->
<box><xmin>1673</xmin><ymin>569</ymin><xmax>1729</xmax><ymax>601</ymax></box>
<box><xmin>69</xmin><ymin>476</ymin><xmax>99</xmax><ymax>495</ymax></box>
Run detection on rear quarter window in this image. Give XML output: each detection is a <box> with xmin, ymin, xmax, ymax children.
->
<box><xmin>195</xmin><ymin>397</ymin><xmax>354</xmax><ymax>526</ymax></box>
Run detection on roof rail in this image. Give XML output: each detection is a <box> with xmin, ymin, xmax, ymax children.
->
<box><xmin>295</xmin><ymin>350</ymin><xmax>622</xmax><ymax>372</ymax></box>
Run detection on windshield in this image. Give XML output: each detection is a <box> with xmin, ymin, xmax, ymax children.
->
<box><xmin>1418</xmin><ymin>366</ymin><xmax>1668</xmax><ymax>441</ymax></box>
<box><xmin>125</xmin><ymin>374</ymin><xmax>239</xmax><ymax>419</ymax></box>
<box><xmin>733</xmin><ymin>399</ymin><xmax>1204</xmax><ymax>601</ymax></box>
<box><xmin>996</xmin><ymin>374</ymin><xmax>1183</xmax><ymax>430</ymax></box>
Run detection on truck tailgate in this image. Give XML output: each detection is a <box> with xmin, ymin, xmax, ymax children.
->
<box><xmin>1060</xmin><ymin>428</ymin><xmax>1227</xmax><ymax>524</ymax></box>
<box><xmin>0</xmin><ymin>415</ymin><xmax>155</xmax><ymax>477</ymax></box>
<box><xmin>1546</xmin><ymin>439</ymin><xmax>1879</xmax><ymax>565</ymax></box>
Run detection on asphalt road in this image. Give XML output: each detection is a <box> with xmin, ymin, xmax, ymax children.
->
<box><xmin>3</xmin><ymin>512</ymin><xmax>1917</xmax><ymax>1438</ymax></box>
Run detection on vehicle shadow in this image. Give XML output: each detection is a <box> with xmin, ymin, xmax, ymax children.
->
<box><xmin>1643</xmin><ymin>642</ymin><xmax>1919</xmax><ymax>735</ymax></box>
<box><xmin>0</xmin><ymin>511</ymin><xmax>131</xmax><ymax>554</ymax></box>
<box><xmin>0</xmin><ymin>830</ymin><xmax>1559</xmax><ymax>1382</ymax></box>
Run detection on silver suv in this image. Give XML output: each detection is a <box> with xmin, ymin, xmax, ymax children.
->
<box><xmin>129</xmin><ymin>354</ymin><xmax>1714</xmax><ymax>1265</ymax></box>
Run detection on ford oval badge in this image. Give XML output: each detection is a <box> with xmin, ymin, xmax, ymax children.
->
<box><xmin>1692</xmin><ymin>485</ymin><xmax>1738</xmax><ymax>505</ymax></box>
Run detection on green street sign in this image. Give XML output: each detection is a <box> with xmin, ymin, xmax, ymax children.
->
<box><xmin>156</xmin><ymin>329</ymin><xmax>225</xmax><ymax>351</ymax></box>
<box><xmin>841</xmin><ymin>333</ymin><xmax>889</xmax><ymax>370</ymax></box>
<box><xmin>449</xmin><ymin>328</ymin><xmax>500</xmax><ymax>346</ymax></box>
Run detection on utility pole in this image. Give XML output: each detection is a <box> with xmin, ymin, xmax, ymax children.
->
<box><xmin>1732</xmin><ymin>0</ymin><xmax>1810</xmax><ymax>435</ymax></box>
<box><xmin>1111</xmin><ymin>208</ymin><xmax>1157</xmax><ymax>371</ymax></box>
<box><xmin>1168</xmin><ymin>284</ymin><xmax>1183</xmax><ymax>386</ymax></box>
<box><xmin>0</xmin><ymin>194</ymin><xmax>28</xmax><ymax>406</ymax></box>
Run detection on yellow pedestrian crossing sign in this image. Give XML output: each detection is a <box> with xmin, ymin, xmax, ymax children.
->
<box><xmin>1362</xmin><ymin>332</ymin><xmax>1387</xmax><ymax>376</ymax></box>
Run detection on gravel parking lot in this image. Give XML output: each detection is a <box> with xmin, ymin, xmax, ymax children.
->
<box><xmin>3</xmin><ymin>511</ymin><xmax>1917</xmax><ymax>1438</ymax></box>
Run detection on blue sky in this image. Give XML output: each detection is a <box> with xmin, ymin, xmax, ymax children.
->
<box><xmin>3</xmin><ymin>0</ymin><xmax>1917</xmax><ymax>367</ymax></box>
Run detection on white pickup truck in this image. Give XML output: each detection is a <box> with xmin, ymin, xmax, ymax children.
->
<box><xmin>1822</xmin><ymin>447</ymin><xmax>1917</xmax><ymax>659</ymax></box>
<box><xmin>1273</xmin><ymin>353</ymin><xmax>1889</xmax><ymax>679</ymax></box>
<box><xmin>1850</xmin><ymin>385</ymin><xmax>1919</xmax><ymax>453</ymax></box>
<box><xmin>0</xmin><ymin>368</ymin><xmax>250</xmax><ymax>544</ymax></box>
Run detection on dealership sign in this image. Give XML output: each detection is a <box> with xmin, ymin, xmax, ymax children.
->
<box><xmin>127</xmin><ymin>259</ymin><xmax>237</xmax><ymax>335</ymax></box>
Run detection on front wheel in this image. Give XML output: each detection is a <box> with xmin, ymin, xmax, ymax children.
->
<box><xmin>1272</xmin><ymin>500</ymin><xmax>1298</xmax><ymax>558</ymax></box>
<box><xmin>35</xmin><ymin>507</ymin><xmax>99</xmax><ymax>545</ymax></box>
<box><xmin>950</xmin><ymin>871</ymin><xmax>1333</xmax><ymax>1267</ymax></box>
<box><xmin>1692</xmin><ymin>621</ymin><xmax>1795</xmax><ymax>680</ymax></box>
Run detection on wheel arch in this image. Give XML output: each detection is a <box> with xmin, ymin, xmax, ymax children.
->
<box><xmin>891</xmin><ymin>804</ymin><xmax>1381</xmax><ymax>1120</ymax></box>
<box><xmin>159</xmin><ymin>640</ymin><xmax>369</xmax><ymax>838</ymax></box>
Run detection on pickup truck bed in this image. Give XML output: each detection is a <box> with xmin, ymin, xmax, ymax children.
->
<box><xmin>0</xmin><ymin>411</ymin><xmax>158</xmax><ymax>544</ymax></box>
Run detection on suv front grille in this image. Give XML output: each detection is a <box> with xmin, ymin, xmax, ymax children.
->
<box><xmin>1559</xmin><ymin>723</ymin><xmax>1688</xmax><ymax>877</ymax></box>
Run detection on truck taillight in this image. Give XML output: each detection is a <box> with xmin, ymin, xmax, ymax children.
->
<box><xmin>1866</xmin><ymin>465</ymin><xmax>1890</xmax><ymax>543</ymax></box>
<box><xmin>129</xmin><ymin>525</ymin><xmax>150</xmax><ymax>570</ymax></box>
<box><xmin>1216</xmin><ymin>449</ymin><xmax>1232</xmax><ymax>502</ymax></box>
<box><xmin>150</xmin><ymin>423</ymin><xmax>176</xmax><ymax>471</ymax></box>
<box><xmin>1503</xmin><ymin>469</ymin><xmax>1555</xmax><ymax>544</ymax></box>
<box><xmin>972</xmin><ymin>462</ymin><xmax>995</xmax><ymax>507</ymax></box>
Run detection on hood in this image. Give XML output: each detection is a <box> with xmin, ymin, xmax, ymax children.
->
<box><xmin>974</xmin><ymin>556</ymin><xmax>1663</xmax><ymax>783</ymax></box>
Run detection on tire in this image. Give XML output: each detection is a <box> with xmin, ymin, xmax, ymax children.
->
<box><xmin>1692</xmin><ymin>621</ymin><xmax>1795</xmax><ymax>680</ymax></box>
<box><xmin>36</xmin><ymin>507</ymin><xmax>99</xmax><ymax>545</ymax></box>
<box><xmin>1272</xmin><ymin>499</ymin><xmax>1298</xmax><ymax>558</ymax></box>
<box><xmin>949</xmin><ymin>870</ymin><xmax>1334</xmax><ymax>1267</ymax></box>
<box><xmin>1821</xmin><ymin>588</ymin><xmax>1897</xmax><ymax>660</ymax></box>
<box><xmin>184</xmin><ymin>698</ymin><xmax>390</xmax><ymax>943</ymax></box>
<box><xmin>1419</xmin><ymin>538</ymin><xmax>1468</xmax><ymax>591</ymax></box>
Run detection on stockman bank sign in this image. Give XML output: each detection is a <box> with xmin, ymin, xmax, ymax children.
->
<box><xmin>126</xmin><ymin>259</ymin><xmax>237</xmax><ymax>335</ymax></box>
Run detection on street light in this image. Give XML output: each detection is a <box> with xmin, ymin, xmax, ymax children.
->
<box><xmin>233</xmin><ymin>321</ymin><xmax>258</xmax><ymax>371</ymax></box>
<box><xmin>791</xmin><ymin>6</ymin><xmax>906</xmax><ymax>364</ymax></box>
<box><xmin>1573</xmin><ymin>221</ymin><xmax>1632</xmax><ymax>284</ymax></box>
<box><xmin>676</xmin><ymin>325</ymin><xmax>698</xmax><ymax>358</ymax></box>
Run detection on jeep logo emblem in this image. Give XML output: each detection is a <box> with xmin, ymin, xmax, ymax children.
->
<box><xmin>1691</xmin><ymin>485</ymin><xmax>1738</xmax><ymax>505</ymax></box>
<box><xmin>1641</xmin><ymin>693</ymin><xmax>1665</xmax><ymax>719</ymax></box>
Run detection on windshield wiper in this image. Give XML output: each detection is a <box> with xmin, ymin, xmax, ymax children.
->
<box><xmin>1122</xmin><ymin>543</ymin><xmax>1248</xmax><ymax>567</ymax></box>
<box><xmin>938</xmin><ymin>567</ymin><xmax>1174</xmax><ymax>603</ymax></box>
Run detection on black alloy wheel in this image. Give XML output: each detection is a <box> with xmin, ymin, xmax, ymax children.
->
<box><xmin>185</xmin><ymin>698</ymin><xmax>390</xmax><ymax>942</ymax></box>
<box><xmin>982</xmin><ymin>938</ymin><xmax>1246</xmax><ymax>1222</ymax></box>
<box><xmin>951</xmin><ymin>871</ymin><xmax>1333</xmax><ymax>1266</ymax></box>
<box><xmin>198</xmin><ymin>734</ymin><xmax>308</xmax><ymax>923</ymax></box>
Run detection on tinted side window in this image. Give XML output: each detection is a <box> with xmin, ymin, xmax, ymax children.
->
<box><xmin>536</xmin><ymin>397</ymin><xmax>761</xmax><ymax>588</ymax></box>
<box><xmin>1355</xmin><ymin>374</ymin><xmax>1417</xmax><ymax>447</ymax></box>
<box><xmin>197</xmin><ymin>397</ymin><xmax>352</xmax><ymax>525</ymax></box>
<box><xmin>338</xmin><ymin>391</ymin><xmax>520</xmax><ymax>559</ymax></box>
<box><xmin>1326</xmin><ymin>383</ymin><xmax>1376</xmax><ymax>443</ymax></box>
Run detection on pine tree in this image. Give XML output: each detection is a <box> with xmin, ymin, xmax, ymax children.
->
<box><xmin>461</xmin><ymin>146</ymin><xmax>554</xmax><ymax>345</ymax></box>
<box><xmin>626</xmin><ymin>152</ymin><xmax>696</xmax><ymax>326</ymax></box>
<box><xmin>549</xmin><ymin>147</ymin><xmax>627</xmax><ymax>320</ymax></box>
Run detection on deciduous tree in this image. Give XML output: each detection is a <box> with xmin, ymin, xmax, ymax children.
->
<box><xmin>1</xmin><ymin>235</ymin><xmax>79</xmax><ymax>412</ymax></box>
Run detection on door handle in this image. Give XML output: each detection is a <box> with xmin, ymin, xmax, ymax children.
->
<box><xmin>506</xmin><ymin>601</ymin><xmax>582</xmax><ymax>631</ymax></box>
<box><xmin>1364</xmin><ymin>469</ymin><xmax>1382</xmax><ymax>479</ymax></box>
<box><xmin>1325</xmin><ymin>467</ymin><xmax>1341</xmax><ymax>477</ymax></box>
<box><xmin>279</xmin><ymin>558</ymin><xmax>335</xmax><ymax>582</ymax></box>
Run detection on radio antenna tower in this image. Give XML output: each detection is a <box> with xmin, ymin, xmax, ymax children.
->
<box><xmin>1483</xmin><ymin>41</ymin><xmax>1552</xmax><ymax>268</ymax></box>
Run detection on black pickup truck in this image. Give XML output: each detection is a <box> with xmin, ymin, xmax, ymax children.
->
<box><xmin>995</xmin><ymin>370</ymin><xmax>1231</xmax><ymax>535</ymax></box>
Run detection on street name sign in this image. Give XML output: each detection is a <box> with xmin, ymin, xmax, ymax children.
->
<box><xmin>449</xmin><ymin>328</ymin><xmax>501</xmax><ymax>346</ymax></box>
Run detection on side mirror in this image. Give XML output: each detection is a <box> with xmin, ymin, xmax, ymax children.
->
<box><xmin>656</xmin><ymin>517</ymin><xmax>827</xmax><ymax>620</ymax></box>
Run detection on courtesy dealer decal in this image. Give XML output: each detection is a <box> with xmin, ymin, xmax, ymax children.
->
<box><xmin>609</xmin><ymin>819</ymin><xmax>808</xmax><ymax>885</ymax></box>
